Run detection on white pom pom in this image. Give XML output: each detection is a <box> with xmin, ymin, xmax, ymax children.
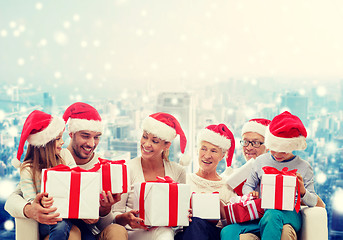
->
<box><xmin>179</xmin><ymin>154</ymin><xmax>191</xmax><ymax>166</ymax></box>
<box><xmin>11</xmin><ymin>158</ymin><xmax>21</xmax><ymax>168</ymax></box>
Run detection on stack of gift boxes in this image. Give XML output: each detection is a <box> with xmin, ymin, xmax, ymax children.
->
<box><xmin>41</xmin><ymin>160</ymin><xmax>300</xmax><ymax>226</ymax></box>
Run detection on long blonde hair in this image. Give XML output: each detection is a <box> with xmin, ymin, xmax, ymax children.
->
<box><xmin>20</xmin><ymin>139</ymin><xmax>65</xmax><ymax>193</ymax></box>
<box><xmin>162</xmin><ymin>147</ymin><xmax>170</xmax><ymax>162</ymax></box>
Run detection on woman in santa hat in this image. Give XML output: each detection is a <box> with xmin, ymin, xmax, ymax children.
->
<box><xmin>113</xmin><ymin>112</ymin><xmax>187</xmax><ymax>240</ymax></box>
<box><xmin>16</xmin><ymin>110</ymin><xmax>78</xmax><ymax>240</ymax></box>
<box><xmin>175</xmin><ymin>123</ymin><xmax>237</xmax><ymax>240</ymax></box>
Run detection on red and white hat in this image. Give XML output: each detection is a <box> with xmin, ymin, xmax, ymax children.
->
<box><xmin>197</xmin><ymin>124</ymin><xmax>235</xmax><ymax>167</ymax></box>
<box><xmin>265</xmin><ymin>111</ymin><xmax>307</xmax><ymax>153</ymax></box>
<box><xmin>13</xmin><ymin>110</ymin><xmax>65</xmax><ymax>168</ymax></box>
<box><xmin>141</xmin><ymin>112</ymin><xmax>187</xmax><ymax>154</ymax></box>
<box><xmin>241</xmin><ymin>118</ymin><xmax>271</xmax><ymax>137</ymax></box>
<box><xmin>63</xmin><ymin>102</ymin><xmax>103</xmax><ymax>133</ymax></box>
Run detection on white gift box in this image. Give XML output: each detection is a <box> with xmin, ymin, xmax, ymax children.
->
<box><xmin>134</xmin><ymin>181</ymin><xmax>191</xmax><ymax>226</ymax></box>
<box><xmin>97</xmin><ymin>160</ymin><xmax>130</xmax><ymax>194</ymax></box>
<box><xmin>261</xmin><ymin>174</ymin><xmax>297</xmax><ymax>211</ymax></box>
<box><xmin>41</xmin><ymin>167</ymin><xmax>101</xmax><ymax>219</ymax></box>
<box><xmin>191</xmin><ymin>192</ymin><xmax>220</xmax><ymax>220</ymax></box>
<box><xmin>227</xmin><ymin>159</ymin><xmax>255</xmax><ymax>192</ymax></box>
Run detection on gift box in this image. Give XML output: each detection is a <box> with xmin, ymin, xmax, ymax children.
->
<box><xmin>41</xmin><ymin>165</ymin><xmax>100</xmax><ymax>219</ymax></box>
<box><xmin>93</xmin><ymin>158</ymin><xmax>129</xmax><ymax>194</ymax></box>
<box><xmin>133</xmin><ymin>176</ymin><xmax>191</xmax><ymax>227</ymax></box>
<box><xmin>224</xmin><ymin>194</ymin><xmax>264</xmax><ymax>224</ymax></box>
<box><xmin>261</xmin><ymin>167</ymin><xmax>300</xmax><ymax>212</ymax></box>
<box><xmin>226</xmin><ymin>159</ymin><xmax>255</xmax><ymax>196</ymax></box>
<box><xmin>191</xmin><ymin>192</ymin><xmax>220</xmax><ymax>220</ymax></box>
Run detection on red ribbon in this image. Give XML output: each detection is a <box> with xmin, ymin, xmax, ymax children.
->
<box><xmin>92</xmin><ymin>158</ymin><xmax>128</xmax><ymax>194</ymax></box>
<box><xmin>262</xmin><ymin>167</ymin><xmax>301</xmax><ymax>213</ymax></box>
<box><xmin>139</xmin><ymin>176</ymin><xmax>179</xmax><ymax>226</ymax></box>
<box><xmin>42</xmin><ymin>164</ymin><xmax>94</xmax><ymax>218</ymax></box>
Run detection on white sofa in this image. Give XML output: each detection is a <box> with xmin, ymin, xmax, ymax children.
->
<box><xmin>299</xmin><ymin>206</ymin><xmax>328</xmax><ymax>240</ymax></box>
<box><xmin>14</xmin><ymin>206</ymin><xmax>328</xmax><ymax>240</ymax></box>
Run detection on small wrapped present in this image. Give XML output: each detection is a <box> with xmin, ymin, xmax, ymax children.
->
<box><xmin>224</xmin><ymin>194</ymin><xmax>264</xmax><ymax>224</ymax></box>
<box><xmin>41</xmin><ymin>164</ymin><xmax>100</xmax><ymax>219</ymax></box>
<box><xmin>261</xmin><ymin>167</ymin><xmax>300</xmax><ymax>212</ymax></box>
<box><xmin>227</xmin><ymin>159</ymin><xmax>255</xmax><ymax>196</ymax></box>
<box><xmin>133</xmin><ymin>176</ymin><xmax>191</xmax><ymax>227</ymax></box>
<box><xmin>191</xmin><ymin>192</ymin><xmax>220</xmax><ymax>220</ymax></box>
<box><xmin>92</xmin><ymin>158</ymin><xmax>129</xmax><ymax>194</ymax></box>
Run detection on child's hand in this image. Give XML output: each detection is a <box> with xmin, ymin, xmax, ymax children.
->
<box><xmin>296</xmin><ymin>173</ymin><xmax>306</xmax><ymax>197</ymax></box>
<box><xmin>250</xmin><ymin>191</ymin><xmax>259</xmax><ymax>198</ymax></box>
<box><xmin>41</xmin><ymin>194</ymin><xmax>54</xmax><ymax>208</ymax></box>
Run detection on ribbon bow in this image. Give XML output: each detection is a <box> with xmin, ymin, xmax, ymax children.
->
<box><xmin>262</xmin><ymin>166</ymin><xmax>301</xmax><ymax>213</ymax></box>
<box><xmin>90</xmin><ymin>158</ymin><xmax>126</xmax><ymax>171</ymax></box>
<box><xmin>262</xmin><ymin>166</ymin><xmax>297</xmax><ymax>176</ymax></box>
<box><xmin>230</xmin><ymin>193</ymin><xmax>255</xmax><ymax>206</ymax></box>
<box><xmin>155</xmin><ymin>176</ymin><xmax>178</xmax><ymax>184</ymax></box>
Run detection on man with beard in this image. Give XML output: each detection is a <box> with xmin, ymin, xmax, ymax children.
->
<box><xmin>5</xmin><ymin>102</ymin><xmax>127</xmax><ymax>240</ymax></box>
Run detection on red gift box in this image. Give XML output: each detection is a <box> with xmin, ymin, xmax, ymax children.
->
<box><xmin>224</xmin><ymin>194</ymin><xmax>264</xmax><ymax>224</ymax></box>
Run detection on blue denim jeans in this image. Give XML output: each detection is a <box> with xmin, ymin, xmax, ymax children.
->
<box><xmin>39</xmin><ymin>219</ymin><xmax>96</xmax><ymax>240</ymax></box>
<box><xmin>39</xmin><ymin>219</ymin><xmax>73</xmax><ymax>240</ymax></box>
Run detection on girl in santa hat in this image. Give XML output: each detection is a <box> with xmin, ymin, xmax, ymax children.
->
<box><xmin>113</xmin><ymin>112</ymin><xmax>187</xmax><ymax>240</ymax></box>
<box><xmin>16</xmin><ymin>110</ymin><xmax>77</xmax><ymax>240</ymax></box>
<box><xmin>175</xmin><ymin>123</ymin><xmax>237</xmax><ymax>240</ymax></box>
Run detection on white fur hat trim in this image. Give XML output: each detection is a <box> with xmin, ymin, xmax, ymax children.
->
<box><xmin>68</xmin><ymin>118</ymin><xmax>103</xmax><ymax>133</ymax></box>
<box><xmin>241</xmin><ymin>121</ymin><xmax>267</xmax><ymax>137</ymax></box>
<box><xmin>142</xmin><ymin>116</ymin><xmax>176</xmax><ymax>142</ymax></box>
<box><xmin>197</xmin><ymin>128</ymin><xmax>231</xmax><ymax>150</ymax></box>
<box><xmin>265</xmin><ymin>127</ymin><xmax>307</xmax><ymax>153</ymax></box>
<box><xmin>27</xmin><ymin>116</ymin><xmax>65</xmax><ymax>147</ymax></box>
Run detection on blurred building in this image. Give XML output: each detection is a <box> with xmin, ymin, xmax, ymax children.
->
<box><xmin>279</xmin><ymin>92</ymin><xmax>308</xmax><ymax>125</ymax></box>
<box><xmin>156</xmin><ymin>92</ymin><xmax>195</xmax><ymax>170</ymax></box>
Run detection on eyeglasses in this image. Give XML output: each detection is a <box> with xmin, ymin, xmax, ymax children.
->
<box><xmin>240</xmin><ymin>140</ymin><xmax>264</xmax><ymax>148</ymax></box>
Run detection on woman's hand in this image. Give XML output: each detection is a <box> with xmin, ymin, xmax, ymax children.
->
<box><xmin>99</xmin><ymin>191</ymin><xmax>122</xmax><ymax>217</ymax></box>
<box><xmin>115</xmin><ymin>210</ymin><xmax>148</xmax><ymax>230</ymax></box>
<box><xmin>41</xmin><ymin>194</ymin><xmax>54</xmax><ymax>208</ymax></box>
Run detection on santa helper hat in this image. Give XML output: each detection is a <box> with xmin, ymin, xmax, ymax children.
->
<box><xmin>241</xmin><ymin>118</ymin><xmax>271</xmax><ymax>137</ymax></box>
<box><xmin>63</xmin><ymin>102</ymin><xmax>103</xmax><ymax>133</ymax></box>
<box><xmin>141</xmin><ymin>112</ymin><xmax>189</xmax><ymax>164</ymax></box>
<box><xmin>265</xmin><ymin>111</ymin><xmax>307</xmax><ymax>153</ymax></box>
<box><xmin>13</xmin><ymin>110</ymin><xmax>65</xmax><ymax>168</ymax></box>
<box><xmin>197</xmin><ymin>124</ymin><xmax>235</xmax><ymax>167</ymax></box>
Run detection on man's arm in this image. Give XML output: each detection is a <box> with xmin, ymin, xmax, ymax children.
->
<box><xmin>5</xmin><ymin>185</ymin><xmax>62</xmax><ymax>225</ymax></box>
<box><xmin>23</xmin><ymin>192</ymin><xmax>62</xmax><ymax>225</ymax></box>
<box><xmin>5</xmin><ymin>184</ymin><xmax>29</xmax><ymax>218</ymax></box>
